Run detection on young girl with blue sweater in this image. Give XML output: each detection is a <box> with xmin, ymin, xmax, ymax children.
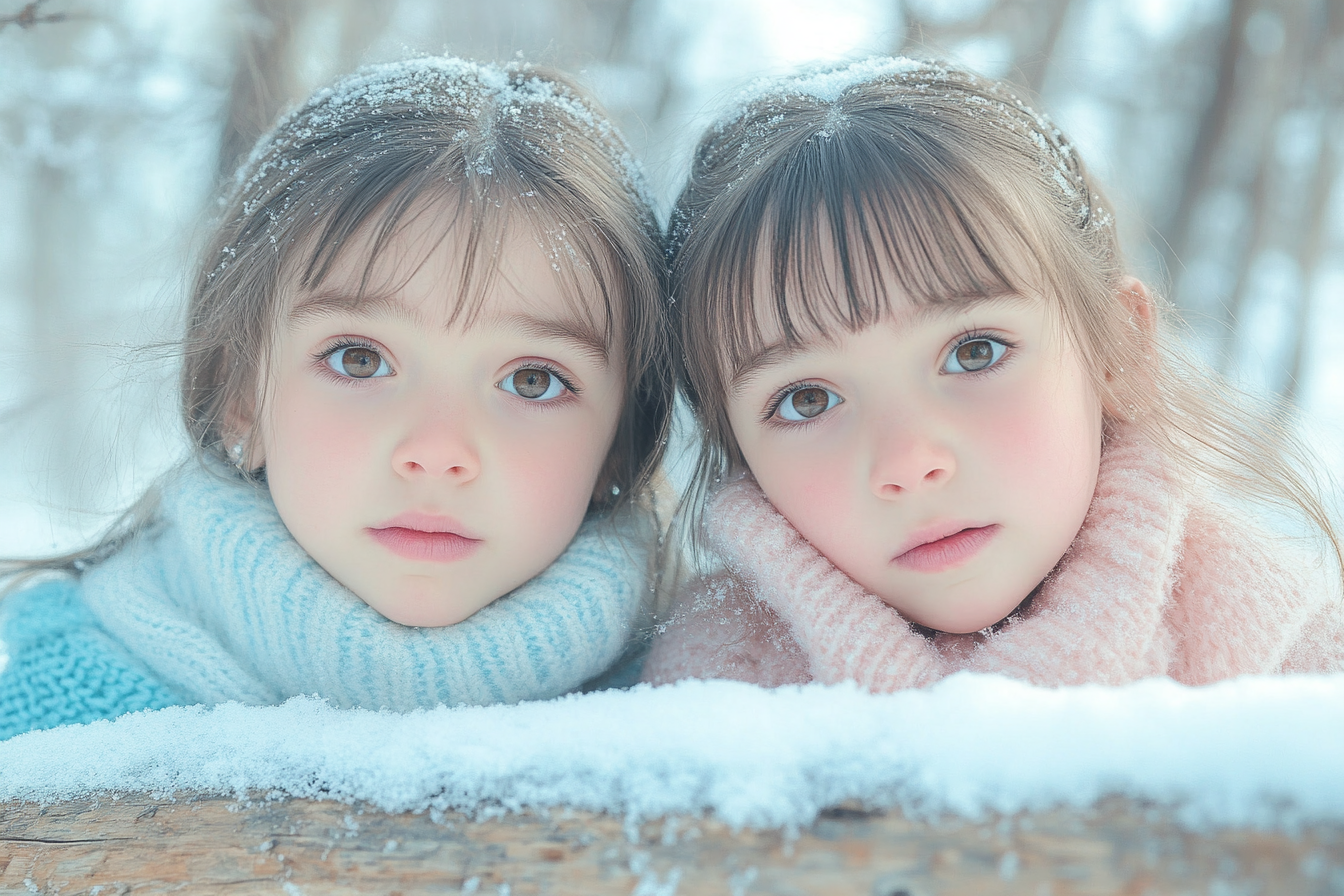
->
<box><xmin>1</xmin><ymin>57</ymin><xmax>670</xmax><ymax>739</ymax></box>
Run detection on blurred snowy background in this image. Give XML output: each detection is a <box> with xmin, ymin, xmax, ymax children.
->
<box><xmin>1</xmin><ymin>0</ymin><xmax>1341</xmax><ymax>557</ymax></box>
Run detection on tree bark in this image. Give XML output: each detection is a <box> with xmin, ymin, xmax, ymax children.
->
<box><xmin>4</xmin><ymin>793</ymin><xmax>1342</xmax><ymax>894</ymax></box>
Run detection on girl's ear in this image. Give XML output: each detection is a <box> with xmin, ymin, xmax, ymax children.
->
<box><xmin>1106</xmin><ymin>276</ymin><xmax>1156</xmax><ymax>382</ymax></box>
<box><xmin>222</xmin><ymin>401</ymin><xmax>266</xmax><ymax>471</ymax></box>
<box><xmin>1118</xmin><ymin>276</ymin><xmax>1155</xmax><ymax>339</ymax></box>
<box><xmin>1102</xmin><ymin>276</ymin><xmax>1158</xmax><ymax>420</ymax></box>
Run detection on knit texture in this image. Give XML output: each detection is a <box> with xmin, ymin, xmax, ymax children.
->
<box><xmin>644</xmin><ymin>426</ymin><xmax>1344</xmax><ymax>689</ymax></box>
<box><xmin>0</xmin><ymin>580</ymin><xmax>180</xmax><ymax>741</ymax></box>
<box><xmin>2</xmin><ymin>459</ymin><xmax>653</xmax><ymax>739</ymax></box>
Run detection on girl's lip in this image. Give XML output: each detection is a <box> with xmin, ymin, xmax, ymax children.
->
<box><xmin>373</xmin><ymin>511</ymin><xmax>480</xmax><ymax>537</ymax></box>
<box><xmin>893</xmin><ymin>523</ymin><xmax>1000</xmax><ymax>573</ymax></box>
<box><xmin>368</xmin><ymin>527</ymin><xmax>481</xmax><ymax>563</ymax></box>
<box><xmin>367</xmin><ymin>512</ymin><xmax>482</xmax><ymax>563</ymax></box>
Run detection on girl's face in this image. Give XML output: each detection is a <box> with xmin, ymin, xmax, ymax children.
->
<box><xmin>250</xmin><ymin>207</ymin><xmax>625</xmax><ymax>627</ymax></box>
<box><xmin>725</xmin><ymin>274</ymin><xmax>1103</xmax><ymax>634</ymax></box>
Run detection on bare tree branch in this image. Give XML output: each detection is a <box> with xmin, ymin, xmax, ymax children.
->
<box><xmin>0</xmin><ymin>0</ymin><xmax>67</xmax><ymax>31</ymax></box>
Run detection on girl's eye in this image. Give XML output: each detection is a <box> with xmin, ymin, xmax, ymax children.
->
<box><xmin>775</xmin><ymin>385</ymin><xmax>842</xmax><ymax>422</ymax></box>
<box><xmin>325</xmin><ymin>345</ymin><xmax>392</xmax><ymax>379</ymax></box>
<box><xmin>943</xmin><ymin>337</ymin><xmax>1007</xmax><ymax>374</ymax></box>
<box><xmin>499</xmin><ymin>366</ymin><xmax>568</xmax><ymax>401</ymax></box>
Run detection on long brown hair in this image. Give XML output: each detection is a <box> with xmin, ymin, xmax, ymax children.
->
<box><xmin>5</xmin><ymin>57</ymin><xmax>671</xmax><ymax>587</ymax></box>
<box><xmin>667</xmin><ymin>57</ymin><xmax>1342</xmax><ymax>584</ymax></box>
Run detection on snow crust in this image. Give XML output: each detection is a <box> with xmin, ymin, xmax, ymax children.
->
<box><xmin>725</xmin><ymin>55</ymin><xmax>931</xmax><ymax>116</ymax></box>
<box><xmin>3</xmin><ymin>672</ymin><xmax>1342</xmax><ymax>831</ymax></box>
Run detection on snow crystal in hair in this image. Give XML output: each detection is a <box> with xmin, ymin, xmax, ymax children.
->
<box><xmin>724</xmin><ymin>56</ymin><xmax>934</xmax><ymax>117</ymax></box>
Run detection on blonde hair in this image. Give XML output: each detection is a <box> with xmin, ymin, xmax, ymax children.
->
<box><xmin>667</xmin><ymin>58</ymin><xmax>1342</xmax><ymax>582</ymax></box>
<box><xmin>6</xmin><ymin>57</ymin><xmax>671</xmax><ymax>588</ymax></box>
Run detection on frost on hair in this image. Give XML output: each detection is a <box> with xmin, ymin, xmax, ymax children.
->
<box><xmin>672</xmin><ymin>56</ymin><xmax>1111</xmax><ymax>266</ymax></box>
<box><xmin>724</xmin><ymin>55</ymin><xmax>935</xmax><ymax>115</ymax></box>
<box><xmin>222</xmin><ymin>56</ymin><xmax>654</xmax><ymax>272</ymax></box>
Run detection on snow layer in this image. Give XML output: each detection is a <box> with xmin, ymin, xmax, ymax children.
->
<box><xmin>722</xmin><ymin>55</ymin><xmax>930</xmax><ymax>122</ymax></box>
<box><xmin>2</xmin><ymin>672</ymin><xmax>1342</xmax><ymax>831</ymax></box>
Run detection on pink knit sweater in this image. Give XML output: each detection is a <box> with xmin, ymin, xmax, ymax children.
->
<box><xmin>644</xmin><ymin>427</ymin><xmax>1344</xmax><ymax>690</ymax></box>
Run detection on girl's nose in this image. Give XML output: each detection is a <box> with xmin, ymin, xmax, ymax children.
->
<box><xmin>392</xmin><ymin>417</ymin><xmax>480</xmax><ymax>482</ymax></box>
<box><xmin>869</xmin><ymin>427</ymin><xmax>956</xmax><ymax>498</ymax></box>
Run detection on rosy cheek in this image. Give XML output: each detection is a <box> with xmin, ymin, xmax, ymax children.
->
<box><xmin>497</xmin><ymin>425</ymin><xmax>596</xmax><ymax>530</ymax></box>
<box><xmin>272</xmin><ymin>383</ymin><xmax>370</xmax><ymax>488</ymax></box>
<box><xmin>797</xmin><ymin>460</ymin><xmax>846</xmax><ymax>519</ymax></box>
<box><xmin>987</xmin><ymin>401</ymin><xmax>1055</xmax><ymax>476</ymax></box>
<box><xmin>753</xmin><ymin>440</ymin><xmax>851</xmax><ymax>537</ymax></box>
<box><xmin>980</xmin><ymin>381</ymin><xmax>1100</xmax><ymax>518</ymax></box>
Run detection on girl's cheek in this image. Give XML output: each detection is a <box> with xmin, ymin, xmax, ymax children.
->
<box><xmin>750</xmin><ymin>435</ymin><xmax>855</xmax><ymax>532</ymax></box>
<box><xmin>271</xmin><ymin>379</ymin><xmax>377</xmax><ymax>486</ymax></box>
<box><xmin>981</xmin><ymin>374</ymin><xmax>1101</xmax><ymax>511</ymax></box>
<box><xmin>495</xmin><ymin>402</ymin><xmax>616</xmax><ymax>514</ymax></box>
<box><xmin>796</xmin><ymin>447</ymin><xmax>850</xmax><ymax>510</ymax></box>
<box><xmin>508</xmin><ymin>435</ymin><xmax>584</xmax><ymax>500</ymax></box>
<box><xmin>983</xmin><ymin>396</ymin><xmax>1052</xmax><ymax>472</ymax></box>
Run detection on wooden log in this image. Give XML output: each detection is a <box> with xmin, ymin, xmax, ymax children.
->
<box><xmin>3</xmin><ymin>793</ymin><xmax>1342</xmax><ymax>895</ymax></box>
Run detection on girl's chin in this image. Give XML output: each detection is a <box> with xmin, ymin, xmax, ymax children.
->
<box><xmin>925</xmin><ymin>618</ymin><xmax>1010</xmax><ymax>635</ymax></box>
<box><xmin>886</xmin><ymin>597</ymin><xmax>1026</xmax><ymax>636</ymax></box>
<box><xmin>370</xmin><ymin>602</ymin><xmax>480</xmax><ymax>628</ymax></box>
<box><xmin>355</xmin><ymin>582</ymin><xmax>489</xmax><ymax>628</ymax></box>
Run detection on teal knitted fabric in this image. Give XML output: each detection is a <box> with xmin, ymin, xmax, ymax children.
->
<box><xmin>0</xmin><ymin>579</ymin><xmax>180</xmax><ymax>741</ymax></box>
<box><xmin>0</xmin><ymin>459</ymin><xmax>653</xmax><ymax>740</ymax></box>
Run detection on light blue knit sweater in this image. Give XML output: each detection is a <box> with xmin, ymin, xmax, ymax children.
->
<box><xmin>0</xmin><ymin>460</ymin><xmax>652</xmax><ymax>741</ymax></box>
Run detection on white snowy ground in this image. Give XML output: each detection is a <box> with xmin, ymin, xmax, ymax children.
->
<box><xmin>2</xmin><ymin>672</ymin><xmax>1342</xmax><ymax>831</ymax></box>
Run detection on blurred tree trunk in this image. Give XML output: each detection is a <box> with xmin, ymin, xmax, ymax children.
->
<box><xmin>216</xmin><ymin>0</ymin><xmax>397</xmax><ymax>181</ymax></box>
<box><xmin>17</xmin><ymin>16</ymin><xmax>111</xmax><ymax>511</ymax></box>
<box><xmin>217</xmin><ymin>0</ymin><xmax>304</xmax><ymax>180</ymax></box>
<box><xmin>1215</xmin><ymin>0</ymin><xmax>1344</xmax><ymax>396</ymax></box>
<box><xmin>1283</xmin><ymin>0</ymin><xmax>1344</xmax><ymax>403</ymax></box>
<box><xmin>1161</xmin><ymin>0</ymin><xmax>1255</xmax><ymax>287</ymax></box>
<box><xmin>1222</xmin><ymin>1</ymin><xmax>1303</xmax><ymax>379</ymax></box>
<box><xmin>898</xmin><ymin>0</ymin><xmax>1075</xmax><ymax>99</ymax></box>
<box><xmin>24</xmin><ymin>162</ymin><xmax>84</xmax><ymax>507</ymax></box>
<box><xmin>1017</xmin><ymin>0</ymin><xmax>1071</xmax><ymax>96</ymax></box>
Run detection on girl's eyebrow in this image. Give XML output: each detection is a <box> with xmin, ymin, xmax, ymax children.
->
<box><xmin>484</xmin><ymin>311</ymin><xmax>611</xmax><ymax>368</ymax></box>
<box><xmin>288</xmin><ymin>291</ymin><xmax>430</xmax><ymax>328</ymax></box>
<box><xmin>729</xmin><ymin>291</ymin><xmax>1032</xmax><ymax>394</ymax></box>
<box><xmin>730</xmin><ymin>340</ymin><xmax>830</xmax><ymax>396</ymax></box>
<box><xmin>288</xmin><ymin>291</ymin><xmax>610</xmax><ymax>368</ymax></box>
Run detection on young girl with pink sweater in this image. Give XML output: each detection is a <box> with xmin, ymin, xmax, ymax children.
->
<box><xmin>643</xmin><ymin>58</ymin><xmax>1344</xmax><ymax>691</ymax></box>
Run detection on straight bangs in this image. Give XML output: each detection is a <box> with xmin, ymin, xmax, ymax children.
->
<box><xmin>696</xmin><ymin>124</ymin><xmax>1049</xmax><ymax>381</ymax></box>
